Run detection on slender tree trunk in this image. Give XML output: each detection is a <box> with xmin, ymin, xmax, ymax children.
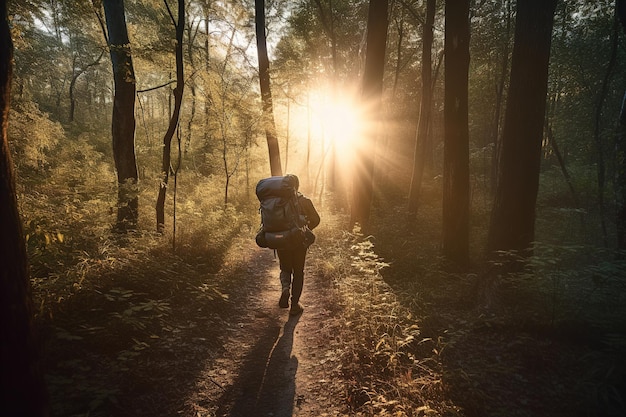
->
<box><xmin>0</xmin><ymin>6</ymin><xmax>48</xmax><ymax>414</ymax></box>
<box><xmin>185</xmin><ymin>16</ymin><xmax>197</xmax><ymax>158</ymax></box>
<box><xmin>203</xmin><ymin>2</ymin><xmax>211</xmax><ymax>145</ymax></box>
<box><xmin>186</xmin><ymin>83</ymin><xmax>196</xmax><ymax>157</ymax></box>
<box><xmin>617</xmin><ymin>92</ymin><xmax>626</xmax><ymax>251</ymax></box>
<box><xmin>487</xmin><ymin>0</ymin><xmax>557</xmax><ymax>256</ymax></box>
<box><xmin>592</xmin><ymin>3</ymin><xmax>619</xmax><ymax>248</ymax></box>
<box><xmin>156</xmin><ymin>0</ymin><xmax>185</xmax><ymax>233</ymax></box>
<box><xmin>546</xmin><ymin>121</ymin><xmax>579</xmax><ymax>208</ymax></box>
<box><xmin>408</xmin><ymin>0</ymin><xmax>435</xmax><ymax>216</ymax></box>
<box><xmin>442</xmin><ymin>0</ymin><xmax>470</xmax><ymax>267</ymax></box>
<box><xmin>286</xmin><ymin>90</ymin><xmax>290</xmax><ymax>173</ymax></box>
<box><xmin>69</xmin><ymin>51</ymin><xmax>103</xmax><ymax>123</ymax></box>
<box><xmin>490</xmin><ymin>0</ymin><xmax>512</xmax><ymax>195</ymax></box>
<box><xmin>616</xmin><ymin>0</ymin><xmax>626</xmax><ymax>251</ymax></box>
<box><xmin>351</xmin><ymin>0</ymin><xmax>389</xmax><ymax>232</ymax></box>
<box><xmin>306</xmin><ymin>91</ymin><xmax>312</xmax><ymax>188</ymax></box>
<box><xmin>255</xmin><ymin>0</ymin><xmax>282</xmax><ymax>176</ymax></box>
<box><xmin>102</xmin><ymin>0</ymin><xmax>139</xmax><ymax>231</ymax></box>
<box><xmin>69</xmin><ymin>56</ymin><xmax>78</xmax><ymax>123</ymax></box>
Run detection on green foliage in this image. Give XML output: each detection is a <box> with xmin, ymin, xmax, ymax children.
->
<box><xmin>309</xmin><ymin>217</ymin><xmax>455</xmax><ymax>416</ymax></box>
<box><xmin>513</xmin><ymin>242</ymin><xmax>626</xmax><ymax>328</ymax></box>
<box><xmin>26</xmin><ymin>170</ymin><xmax>252</xmax><ymax>415</ymax></box>
<box><xmin>8</xmin><ymin>99</ymin><xmax>63</xmax><ymax>172</ymax></box>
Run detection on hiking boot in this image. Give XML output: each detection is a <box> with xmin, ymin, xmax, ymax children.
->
<box><xmin>279</xmin><ymin>288</ymin><xmax>290</xmax><ymax>308</ymax></box>
<box><xmin>289</xmin><ymin>302</ymin><xmax>304</xmax><ymax>316</ymax></box>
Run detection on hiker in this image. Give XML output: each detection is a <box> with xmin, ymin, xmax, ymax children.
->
<box><xmin>277</xmin><ymin>175</ymin><xmax>320</xmax><ymax>316</ymax></box>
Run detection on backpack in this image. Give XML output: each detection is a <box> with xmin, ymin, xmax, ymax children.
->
<box><xmin>255</xmin><ymin>175</ymin><xmax>307</xmax><ymax>250</ymax></box>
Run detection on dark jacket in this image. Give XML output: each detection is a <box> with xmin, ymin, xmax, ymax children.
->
<box><xmin>298</xmin><ymin>193</ymin><xmax>320</xmax><ymax>230</ymax></box>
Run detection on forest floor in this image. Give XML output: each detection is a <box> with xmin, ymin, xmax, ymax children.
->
<box><xmin>40</xmin><ymin>233</ymin><xmax>349</xmax><ymax>417</ymax></box>
<box><xmin>193</xmin><ymin>241</ymin><xmax>348</xmax><ymax>417</ymax></box>
<box><xmin>37</xmin><ymin>208</ymin><xmax>626</xmax><ymax>417</ymax></box>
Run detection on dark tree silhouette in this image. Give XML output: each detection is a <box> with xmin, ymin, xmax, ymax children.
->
<box><xmin>616</xmin><ymin>0</ymin><xmax>626</xmax><ymax>250</ymax></box>
<box><xmin>488</xmin><ymin>0</ymin><xmax>558</xmax><ymax>255</ymax></box>
<box><xmin>102</xmin><ymin>0</ymin><xmax>139</xmax><ymax>231</ymax></box>
<box><xmin>156</xmin><ymin>0</ymin><xmax>185</xmax><ymax>234</ymax></box>
<box><xmin>352</xmin><ymin>0</ymin><xmax>389</xmax><ymax>232</ymax></box>
<box><xmin>0</xmin><ymin>4</ymin><xmax>48</xmax><ymax>415</ymax></box>
<box><xmin>408</xmin><ymin>0</ymin><xmax>435</xmax><ymax>216</ymax></box>
<box><xmin>442</xmin><ymin>0</ymin><xmax>470</xmax><ymax>266</ymax></box>
<box><xmin>255</xmin><ymin>0</ymin><xmax>282</xmax><ymax>176</ymax></box>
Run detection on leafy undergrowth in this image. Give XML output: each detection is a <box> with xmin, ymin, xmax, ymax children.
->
<box><xmin>35</xmin><ymin>226</ymin><xmax>256</xmax><ymax>417</ymax></box>
<box><xmin>23</xmin><ymin>172</ymin><xmax>259</xmax><ymax>416</ymax></box>
<box><xmin>26</xmin><ymin>177</ymin><xmax>626</xmax><ymax>417</ymax></box>
<box><xmin>310</xmin><ymin>183</ymin><xmax>626</xmax><ymax>417</ymax></box>
<box><xmin>363</xmin><ymin>188</ymin><xmax>626</xmax><ymax>417</ymax></box>
<box><xmin>312</xmin><ymin>214</ymin><xmax>460</xmax><ymax>417</ymax></box>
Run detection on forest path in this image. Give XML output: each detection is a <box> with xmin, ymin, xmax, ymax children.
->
<box><xmin>198</xmin><ymin>241</ymin><xmax>347</xmax><ymax>417</ymax></box>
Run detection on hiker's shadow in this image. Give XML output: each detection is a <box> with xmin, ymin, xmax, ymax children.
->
<box><xmin>221</xmin><ymin>314</ymin><xmax>301</xmax><ymax>417</ymax></box>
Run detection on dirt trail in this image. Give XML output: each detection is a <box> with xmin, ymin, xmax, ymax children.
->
<box><xmin>199</xmin><ymin>243</ymin><xmax>346</xmax><ymax>417</ymax></box>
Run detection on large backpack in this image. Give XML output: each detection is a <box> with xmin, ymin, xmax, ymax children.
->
<box><xmin>255</xmin><ymin>175</ymin><xmax>306</xmax><ymax>250</ymax></box>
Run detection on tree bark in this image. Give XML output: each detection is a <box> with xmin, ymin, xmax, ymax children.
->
<box><xmin>592</xmin><ymin>2</ymin><xmax>620</xmax><ymax>248</ymax></box>
<box><xmin>255</xmin><ymin>0</ymin><xmax>282</xmax><ymax>176</ymax></box>
<box><xmin>617</xmin><ymin>92</ymin><xmax>626</xmax><ymax>251</ymax></box>
<box><xmin>0</xmin><ymin>5</ymin><xmax>48</xmax><ymax>414</ymax></box>
<box><xmin>487</xmin><ymin>0</ymin><xmax>557</xmax><ymax>255</ymax></box>
<box><xmin>102</xmin><ymin>0</ymin><xmax>139</xmax><ymax>231</ymax></box>
<box><xmin>156</xmin><ymin>0</ymin><xmax>185</xmax><ymax>233</ymax></box>
<box><xmin>69</xmin><ymin>51</ymin><xmax>104</xmax><ymax>123</ymax></box>
<box><xmin>490</xmin><ymin>0</ymin><xmax>512</xmax><ymax>195</ymax></box>
<box><xmin>442</xmin><ymin>0</ymin><xmax>470</xmax><ymax>267</ymax></box>
<box><xmin>616</xmin><ymin>0</ymin><xmax>626</xmax><ymax>251</ymax></box>
<box><xmin>408</xmin><ymin>0</ymin><xmax>435</xmax><ymax>216</ymax></box>
<box><xmin>351</xmin><ymin>0</ymin><xmax>389</xmax><ymax>232</ymax></box>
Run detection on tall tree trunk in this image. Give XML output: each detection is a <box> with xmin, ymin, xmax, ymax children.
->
<box><xmin>442</xmin><ymin>0</ymin><xmax>470</xmax><ymax>267</ymax></box>
<box><xmin>69</xmin><ymin>51</ymin><xmax>103</xmax><ymax>123</ymax></box>
<box><xmin>185</xmin><ymin>17</ymin><xmax>198</xmax><ymax>159</ymax></box>
<box><xmin>617</xmin><ymin>92</ymin><xmax>626</xmax><ymax>251</ymax></box>
<box><xmin>487</xmin><ymin>0</ymin><xmax>557</xmax><ymax>256</ymax></box>
<box><xmin>255</xmin><ymin>0</ymin><xmax>282</xmax><ymax>176</ymax></box>
<box><xmin>408</xmin><ymin>0</ymin><xmax>435</xmax><ymax>216</ymax></box>
<box><xmin>351</xmin><ymin>0</ymin><xmax>389</xmax><ymax>232</ymax></box>
<box><xmin>592</xmin><ymin>2</ymin><xmax>620</xmax><ymax>248</ymax></box>
<box><xmin>546</xmin><ymin>121</ymin><xmax>580</xmax><ymax>208</ymax></box>
<box><xmin>286</xmin><ymin>90</ymin><xmax>290</xmax><ymax>173</ymax></box>
<box><xmin>490</xmin><ymin>0</ymin><xmax>512</xmax><ymax>195</ymax></box>
<box><xmin>616</xmin><ymin>0</ymin><xmax>626</xmax><ymax>251</ymax></box>
<box><xmin>156</xmin><ymin>0</ymin><xmax>185</xmax><ymax>233</ymax></box>
<box><xmin>0</xmin><ymin>5</ymin><xmax>48</xmax><ymax>414</ymax></box>
<box><xmin>203</xmin><ymin>1</ymin><xmax>211</xmax><ymax>145</ymax></box>
<box><xmin>306</xmin><ymin>91</ymin><xmax>312</xmax><ymax>188</ymax></box>
<box><xmin>102</xmin><ymin>0</ymin><xmax>139</xmax><ymax>231</ymax></box>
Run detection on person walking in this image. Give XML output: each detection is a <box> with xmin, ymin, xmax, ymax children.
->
<box><xmin>277</xmin><ymin>176</ymin><xmax>320</xmax><ymax>316</ymax></box>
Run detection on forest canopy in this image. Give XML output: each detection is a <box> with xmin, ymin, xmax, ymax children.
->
<box><xmin>6</xmin><ymin>0</ymin><xmax>626</xmax><ymax>251</ymax></box>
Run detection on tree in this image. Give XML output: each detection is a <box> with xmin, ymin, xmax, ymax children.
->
<box><xmin>255</xmin><ymin>0</ymin><xmax>282</xmax><ymax>176</ymax></box>
<box><xmin>351</xmin><ymin>0</ymin><xmax>389</xmax><ymax>231</ymax></box>
<box><xmin>487</xmin><ymin>0</ymin><xmax>558</xmax><ymax>255</ymax></box>
<box><xmin>407</xmin><ymin>0</ymin><xmax>435</xmax><ymax>216</ymax></box>
<box><xmin>0</xmin><ymin>4</ymin><xmax>48</xmax><ymax>414</ymax></box>
<box><xmin>442</xmin><ymin>0</ymin><xmax>470</xmax><ymax>266</ymax></box>
<box><xmin>102</xmin><ymin>0</ymin><xmax>139</xmax><ymax>231</ymax></box>
<box><xmin>592</xmin><ymin>0</ymin><xmax>620</xmax><ymax>248</ymax></box>
<box><xmin>616</xmin><ymin>0</ymin><xmax>626</xmax><ymax>250</ymax></box>
<box><xmin>156</xmin><ymin>0</ymin><xmax>185</xmax><ymax>233</ymax></box>
<box><xmin>69</xmin><ymin>49</ymin><xmax>104</xmax><ymax>123</ymax></box>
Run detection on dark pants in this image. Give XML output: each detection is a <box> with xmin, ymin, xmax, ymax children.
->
<box><xmin>277</xmin><ymin>246</ymin><xmax>307</xmax><ymax>304</ymax></box>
